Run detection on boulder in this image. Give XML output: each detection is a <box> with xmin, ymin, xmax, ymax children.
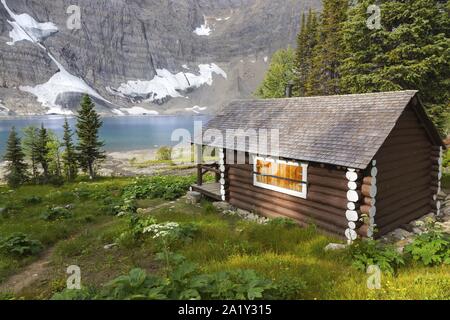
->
<box><xmin>389</xmin><ymin>228</ymin><xmax>412</xmax><ymax>241</ymax></box>
<box><xmin>186</xmin><ymin>191</ymin><xmax>202</xmax><ymax>204</ymax></box>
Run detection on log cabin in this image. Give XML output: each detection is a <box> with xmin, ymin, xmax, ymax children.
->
<box><xmin>191</xmin><ymin>91</ymin><xmax>446</xmax><ymax>241</ymax></box>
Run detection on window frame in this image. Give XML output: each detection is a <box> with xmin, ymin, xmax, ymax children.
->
<box><xmin>252</xmin><ymin>156</ymin><xmax>308</xmax><ymax>199</ymax></box>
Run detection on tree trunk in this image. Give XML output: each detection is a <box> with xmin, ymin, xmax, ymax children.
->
<box><xmin>88</xmin><ymin>162</ymin><xmax>94</xmax><ymax>180</ymax></box>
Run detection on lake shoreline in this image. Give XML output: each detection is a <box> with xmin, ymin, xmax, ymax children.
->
<box><xmin>0</xmin><ymin>148</ymin><xmax>198</xmax><ymax>182</ymax></box>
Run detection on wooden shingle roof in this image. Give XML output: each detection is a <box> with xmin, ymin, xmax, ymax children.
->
<box><xmin>199</xmin><ymin>90</ymin><xmax>443</xmax><ymax>169</ymax></box>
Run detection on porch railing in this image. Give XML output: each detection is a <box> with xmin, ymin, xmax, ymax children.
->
<box><xmin>197</xmin><ymin>163</ymin><xmax>221</xmax><ymax>186</ymax></box>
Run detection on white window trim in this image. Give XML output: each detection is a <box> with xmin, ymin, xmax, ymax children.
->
<box><xmin>253</xmin><ymin>156</ymin><xmax>308</xmax><ymax>199</ymax></box>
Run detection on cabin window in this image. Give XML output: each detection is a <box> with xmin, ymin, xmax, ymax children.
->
<box><xmin>253</xmin><ymin>156</ymin><xmax>308</xmax><ymax>198</ymax></box>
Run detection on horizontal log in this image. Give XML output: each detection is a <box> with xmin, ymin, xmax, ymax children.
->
<box><xmin>229</xmin><ymin>175</ymin><xmax>349</xmax><ymax>210</ymax></box>
<box><xmin>229</xmin><ymin>190</ymin><xmax>349</xmax><ymax>228</ymax></box>
<box><xmin>227</xmin><ymin>172</ymin><xmax>349</xmax><ymax>200</ymax></box>
<box><xmin>378</xmin><ymin>143</ymin><xmax>431</xmax><ymax>154</ymax></box>
<box><xmin>375</xmin><ymin>153</ymin><xmax>431</xmax><ymax>168</ymax></box>
<box><xmin>357</xmin><ymin>224</ymin><xmax>369</xmax><ymax>238</ymax></box>
<box><xmin>228</xmin><ymin>184</ymin><xmax>345</xmax><ymax>217</ymax></box>
<box><xmin>229</xmin><ymin>197</ymin><xmax>347</xmax><ymax>237</ymax></box>
<box><xmin>377</xmin><ymin>204</ymin><xmax>431</xmax><ymax>236</ymax></box>
<box><xmin>308</xmin><ymin>166</ymin><xmax>347</xmax><ymax>180</ymax></box>
<box><xmin>389</xmin><ymin>127</ymin><xmax>429</xmax><ymax>137</ymax></box>
<box><xmin>376</xmin><ymin>196</ymin><xmax>431</xmax><ymax>228</ymax></box>
<box><xmin>376</xmin><ymin>192</ymin><xmax>431</xmax><ymax>220</ymax></box>
<box><xmin>376</xmin><ymin>162</ymin><xmax>433</xmax><ymax>182</ymax></box>
<box><xmin>375</xmin><ymin>185</ymin><xmax>430</xmax><ymax>209</ymax></box>
<box><xmin>376</xmin><ymin>174</ymin><xmax>431</xmax><ymax>197</ymax></box>
<box><xmin>362</xmin><ymin>176</ymin><xmax>373</xmax><ymax>185</ymax></box>
<box><xmin>362</xmin><ymin>197</ymin><xmax>373</xmax><ymax>206</ymax></box>
<box><xmin>382</xmin><ymin>136</ymin><xmax>429</xmax><ymax>147</ymax></box>
<box><xmin>361</xmin><ymin>184</ymin><xmax>377</xmax><ymax>198</ymax></box>
<box><xmin>360</xmin><ymin>204</ymin><xmax>371</xmax><ymax>215</ymax></box>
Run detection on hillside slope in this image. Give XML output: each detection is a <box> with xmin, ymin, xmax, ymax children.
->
<box><xmin>0</xmin><ymin>0</ymin><xmax>320</xmax><ymax>116</ymax></box>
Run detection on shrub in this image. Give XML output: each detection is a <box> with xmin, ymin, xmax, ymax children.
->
<box><xmin>143</xmin><ymin>222</ymin><xmax>198</xmax><ymax>243</ymax></box>
<box><xmin>41</xmin><ymin>206</ymin><xmax>73</xmax><ymax>221</ymax></box>
<box><xmin>404</xmin><ymin>222</ymin><xmax>450</xmax><ymax>266</ymax></box>
<box><xmin>267</xmin><ymin>277</ymin><xmax>307</xmax><ymax>300</ymax></box>
<box><xmin>348</xmin><ymin>240</ymin><xmax>405</xmax><ymax>275</ymax></box>
<box><xmin>22</xmin><ymin>195</ymin><xmax>43</xmax><ymax>205</ymax></box>
<box><xmin>122</xmin><ymin>175</ymin><xmax>196</xmax><ymax>201</ymax></box>
<box><xmin>96</xmin><ymin>254</ymin><xmax>273</xmax><ymax>300</ymax></box>
<box><xmin>156</xmin><ymin>146</ymin><xmax>173</xmax><ymax>161</ymax></box>
<box><xmin>0</xmin><ymin>233</ymin><xmax>43</xmax><ymax>256</ymax></box>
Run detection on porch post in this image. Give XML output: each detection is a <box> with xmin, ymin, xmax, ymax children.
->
<box><xmin>195</xmin><ymin>144</ymin><xmax>203</xmax><ymax>186</ymax></box>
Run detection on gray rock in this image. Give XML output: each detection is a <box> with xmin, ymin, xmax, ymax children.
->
<box><xmin>437</xmin><ymin>190</ymin><xmax>447</xmax><ymax>201</ymax></box>
<box><xmin>0</xmin><ymin>207</ymin><xmax>5</xmax><ymax>214</ymax></box>
<box><xmin>212</xmin><ymin>201</ymin><xmax>233</xmax><ymax>212</ymax></box>
<box><xmin>186</xmin><ymin>191</ymin><xmax>202</xmax><ymax>204</ymax></box>
<box><xmin>103</xmin><ymin>243</ymin><xmax>118</xmax><ymax>250</ymax></box>
<box><xmin>389</xmin><ymin>228</ymin><xmax>413</xmax><ymax>240</ymax></box>
<box><xmin>324</xmin><ymin>243</ymin><xmax>347</xmax><ymax>251</ymax></box>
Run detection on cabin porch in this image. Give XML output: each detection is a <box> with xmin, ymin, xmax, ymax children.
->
<box><xmin>191</xmin><ymin>163</ymin><xmax>222</xmax><ymax>201</ymax></box>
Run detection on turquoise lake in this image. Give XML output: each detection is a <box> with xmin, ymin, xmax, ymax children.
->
<box><xmin>0</xmin><ymin>115</ymin><xmax>209</xmax><ymax>157</ymax></box>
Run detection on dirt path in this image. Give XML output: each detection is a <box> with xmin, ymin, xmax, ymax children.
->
<box><xmin>0</xmin><ymin>199</ymin><xmax>183</xmax><ymax>295</ymax></box>
<box><xmin>0</xmin><ymin>247</ymin><xmax>55</xmax><ymax>295</ymax></box>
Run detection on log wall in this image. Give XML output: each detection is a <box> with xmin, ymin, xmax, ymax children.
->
<box><xmin>223</xmin><ymin>152</ymin><xmax>357</xmax><ymax>238</ymax></box>
<box><xmin>365</xmin><ymin>107</ymin><xmax>434</xmax><ymax>236</ymax></box>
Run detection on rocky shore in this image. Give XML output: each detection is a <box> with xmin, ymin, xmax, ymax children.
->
<box><xmin>0</xmin><ymin>149</ymin><xmax>196</xmax><ymax>182</ymax></box>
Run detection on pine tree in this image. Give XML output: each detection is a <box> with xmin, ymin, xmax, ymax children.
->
<box><xmin>3</xmin><ymin>127</ymin><xmax>28</xmax><ymax>187</ymax></box>
<box><xmin>306</xmin><ymin>0</ymin><xmax>348</xmax><ymax>96</ymax></box>
<box><xmin>36</xmin><ymin>123</ymin><xmax>50</xmax><ymax>179</ymax></box>
<box><xmin>62</xmin><ymin>118</ymin><xmax>78</xmax><ymax>181</ymax></box>
<box><xmin>47</xmin><ymin>131</ymin><xmax>62</xmax><ymax>178</ymax></box>
<box><xmin>340</xmin><ymin>0</ymin><xmax>450</xmax><ymax>134</ymax></box>
<box><xmin>295</xmin><ymin>9</ymin><xmax>319</xmax><ymax>96</ymax></box>
<box><xmin>21</xmin><ymin>126</ymin><xmax>39</xmax><ymax>181</ymax></box>
<box><xmin>76</xmin><ymin>95</ymin><xmax>106</xmax><ymax>179</ymax></box>
<box><xmin>256</xmin><ymin>47</ymin><xmax>296</xmax><ymax>98</ymax></box>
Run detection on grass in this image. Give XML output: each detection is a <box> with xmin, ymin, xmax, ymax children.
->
<box><xmin>0</xmin><ymin>179</ymin><xmax>449</xmax><ymax>300</ymax></box>
<box><xmin>442</xmin><ymin>172</ymin><xmax>450</xmax><ymax>191</ymax></box>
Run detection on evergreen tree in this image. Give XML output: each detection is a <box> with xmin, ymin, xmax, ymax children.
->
<box><xmin>306</xmin><ymin>0</ymin><xmax>348</xmax><ymax>96</ymax></box>
<box><xmin>21</xmin><ymin>126</ymin><xmax>39</xmax><ymax>181</ymax></box>
<box><xmin>340</xmin><ymin>0</ymin><xmax>450</xmax><ymax>134</ymax></box>
<box><xmin>62</xmin><ymin>118</ymin><xmax>78</xmax><ymax>181</ymax></box>
<box><xmin>47</xmin><ymin>131</ymin><xmax>62</xmax><ymax>178</ymax></box>
<box><xmin>36</xmin><ymin>123</ymin><xmax>50</xmax><ymax>179</ymax></box>
<box><xmin>256</xmin><ymin>47</ymin><xmax>296</xmax><ymax>98</ymax></box>
<box><xmin>76</xmin><ymin>95</ymin><xmax>106</xmax><ymax>179</ymax></box>
<box><xmin>3</xmin><ymin>127</ymin><xmax>28</xmax><ymax>187</ymax></box>
<box><xmin>295</xmin><ymin>9</ymin><xmax>320</xmax><ymax>96</ymax></box>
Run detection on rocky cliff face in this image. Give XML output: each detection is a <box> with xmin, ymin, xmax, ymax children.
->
<box><xmin>0</xmin><ymin>0</ymin><xmax>320</xmax><ymax>116</ymax></box>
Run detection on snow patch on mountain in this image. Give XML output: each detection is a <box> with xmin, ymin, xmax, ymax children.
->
<box><xmin>185</xmin><ymin>105</ymin><xmax>207</xmax><ymax>114</ymax></box>
<box><xmin>1</xmin><ymin>0</ymin><xmax>58</xmax><ymax>45</ymax></box>
<box><xmin>2</xmin><ymin>0</ymin><xmax>109</xmax><ymax>115</ymax></box>
<box><xmin>0</xmin><ymin>100</ymin><xmax>9</xmax><ymax>115</ymax></box>
<box><xmin>119</xmin><ymin>107</ymin><xmax>159</xmax><ymax>115</ymax></box>
<box><xmin>107</xmin><ymin>64</ymin><xmax>227</xmax><ymax>103</ymax></box>
<box><xmin>194</xmin><ymin>23</ymin><xmax>211</xmax><ymax>36</ymax></box>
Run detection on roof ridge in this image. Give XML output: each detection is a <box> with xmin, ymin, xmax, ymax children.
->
<box><xmin>231</xmin><ymin>90</ymin><xmax>418</xmax><ymax>103</ymax></box>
